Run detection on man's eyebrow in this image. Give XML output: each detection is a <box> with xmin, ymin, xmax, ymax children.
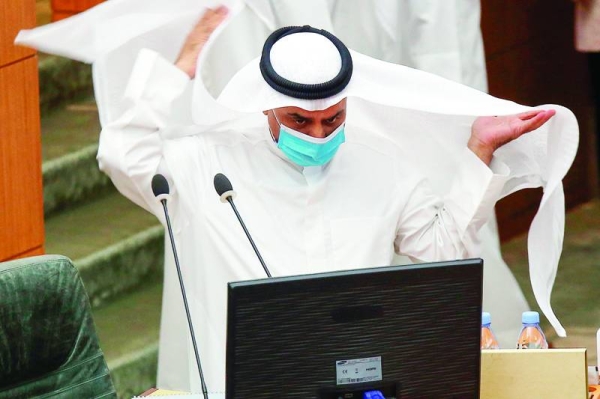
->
<box><xmin>286</xmin><ymin>110</ymin><xmax>344</xmax><ymax>120</ymax></box>
<box><xmin>287</xmin><ymin>112</ymin><xmax>312</xmax><ymax>120</ymax></box>
<box><xmin>324</xmin><ymin>110</ymin><xmax>344</xmax><ymax>120</ymax></box>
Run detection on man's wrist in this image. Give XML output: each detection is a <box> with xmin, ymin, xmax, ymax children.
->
<box><xmin>467</xmin><ymin>136</ymin><xmax>494</xmax><ymax>166</ymax></box>
<box><xmin>175</xmin><ymin>56</ymin><xmax>196</xmax><ymax>79</ymax></box>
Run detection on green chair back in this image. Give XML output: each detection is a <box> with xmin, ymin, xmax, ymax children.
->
<box><xmin>0</xmin><ymin>255</ymin><xmax>116</xmax><ymax>398</ymax></box>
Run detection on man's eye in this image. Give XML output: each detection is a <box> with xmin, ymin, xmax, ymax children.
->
<box><xmin>294</xmin><ymin>118</ymin><xmax>307</xmax><ymax>125</ymax></box>
<box><xmin>326</xmin><ymin>116</ymin><xmax>339</xmax><ymax>124</ymax></box>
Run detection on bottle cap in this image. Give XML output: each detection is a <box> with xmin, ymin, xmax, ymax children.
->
<box><xmin>482</xmin><ymin>312</ymin><xmax>492</xmax><ymax>325</ymax></box>
<box><xmin>522</xmin><ymin>311</ymin><xmax>540</xmax><ymax>324</ymax></box>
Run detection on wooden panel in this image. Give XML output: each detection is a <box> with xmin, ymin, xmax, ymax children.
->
<box><xmin>51</xmin><ymin>0</ymin><xmax>77</xmax><ymax>12</ymax></box>
<box><xmin>51</xmin><ymin>10</ymin><xmax>76</xmax><ymax>22</ymax></box>
<box><xmin>496</xmin><ymin>189</ymin><xmax>543</xmax><ymax>242</ymax></box>
<box><xmin>7</xmin><ymin>246</ymin><xmax>45</xmax><ymax>262</ymax></box>
<box><xmin>0</xmin><ymin>0</ymin><xmax>36</xmax><ymax>67</ymax></box>
<box><xmin>51</xmin><ymin>0</ymin><xmax>104</xmax><ymax>21</ymax></box>
<box><xmin>0</xmin><ymin>57</ymin><xmax>44</xmax><ymax>262</ymax></box>
<box><xmin>482</xmin><ymin>0</ymin><xmax>597</xmax><ymax>240</ymax></box>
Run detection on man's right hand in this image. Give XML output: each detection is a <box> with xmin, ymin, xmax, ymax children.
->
<box><xmin>175</xmin><ymin>5</ymin><xmax>229</xmax><ymax>79</ymax></box>
<box><xmin>468</xmin><ymin>109</ymin><xmax>555</xmax><ymax>165</ymax></box>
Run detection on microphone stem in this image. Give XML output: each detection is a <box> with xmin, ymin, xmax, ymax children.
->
<box><xmin>161</xmin><ymin>200</ymin><xmax>209</xmax><ymax>399</ymax></box>
<box><xmin>226</xmin><ymin>198</ymin><xmax>272</xmax><ymax>278</ymax></box>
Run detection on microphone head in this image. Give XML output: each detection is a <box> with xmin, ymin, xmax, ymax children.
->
<box><xmin>214</xmin><ymin>173</ymin><xmax>236</xmax><ymax>202</ymax></box>
<box><xmin>214</xmin><ymin>173</ymin><xmax>233</xmax><ymax>196</ymax></box>
<box><xmin>152</xmin><ymin>174</ymin><xmax>170</xmax><ymax>198</ymax></box>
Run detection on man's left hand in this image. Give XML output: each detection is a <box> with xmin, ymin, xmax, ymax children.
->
<box><xmin>468</xmin><ymin>109</ymin><xmax>556</xmax><ymax>165</ymax></box>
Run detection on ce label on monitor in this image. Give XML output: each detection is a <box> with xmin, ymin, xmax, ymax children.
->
<box><xmin>336</xmin><ymin>356</ymin><xmax>383</xmax><ymax>385</ymax></box>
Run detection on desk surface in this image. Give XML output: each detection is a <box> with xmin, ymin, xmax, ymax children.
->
<box><xmin>139</xmin><ymin>388</ymin><xmax>186</xmax><ymax>396</ymax></box>
<box><xmin>139</xmin><ymin>388</ymin><xmax>208</xmax><ymax>397</ymax></box>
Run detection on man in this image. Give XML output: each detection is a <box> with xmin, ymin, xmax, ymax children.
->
<box><xmin>97</xmin><ymin>8</ymin><xmax>568</xmax><ymax>393</ymax></box>
<box><xmin>15</xmin><ymin>1</ymin><xmax>539</xmax><ymax>386</ymax></box>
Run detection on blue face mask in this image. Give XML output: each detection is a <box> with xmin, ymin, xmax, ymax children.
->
<box><xmin>274</xmin><ymin>117</ymin><xmax>346</xmax><ymax>167</ymax></box>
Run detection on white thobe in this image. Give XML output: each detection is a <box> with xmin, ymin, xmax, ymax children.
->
<box><xmin>13</xmin><ymin>0</ymin><xmax>527</xmax><ymax>359</ymax></box>
<box><xmin>98</xmin><ymin>51</ymin><xmax>509</xmax><ymax>394</ymax></box>
<box><xmin>15</xmin><ymin>1</ymin><xmax>576</xmax><ymax>391</ymax></box>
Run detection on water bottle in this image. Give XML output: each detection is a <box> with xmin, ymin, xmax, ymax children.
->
<box><xmin>516</xmin><ymin>311</ymin><xmax>548</xmax><ymax>349</ymax></box>
<box><xmin>480</xmin><ymin>312</ymin><xmax>500</xmax><ymax>349</ymax></box>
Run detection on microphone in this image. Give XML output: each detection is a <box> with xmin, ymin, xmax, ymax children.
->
<box><xmin>151</xmin><ymin>174</ymin><xmax>209</xmax><ymax>399</ymax></box>
<box><xmin>213</xmin><ymin>173</ymin><xmax>272</xmax><ymax>278</ymax></box>
<box><xmin>151</xmin><ymin>173</ymin><xmax>170</xmax><ymax>202</ymax></box>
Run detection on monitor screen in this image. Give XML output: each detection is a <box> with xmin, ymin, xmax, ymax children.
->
<box><xmin>226</xmin><ymin>258</ymin><xmax>483</xmax><ymax>399</ymax></box>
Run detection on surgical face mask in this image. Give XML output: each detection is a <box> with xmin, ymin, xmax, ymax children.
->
<box><xmin>273</xmin><ymin>113</ymin><xmax>346</xmax><ymax>167</ymax></box>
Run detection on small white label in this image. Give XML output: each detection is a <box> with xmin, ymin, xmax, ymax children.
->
<box><xmin>335</xmin><ymin>356</ymin><xmax>382</xmax><ymax>385</ymax></box>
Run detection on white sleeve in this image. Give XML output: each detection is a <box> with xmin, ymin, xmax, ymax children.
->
<box><xmin>394</xmin><ymin>148</ymin><xmax>509</xmax><ymax>262</ymax></box>
<box><xmin>97</xmin><ymin>49</ymin><xmax>191</xmax><ymax>219</ymax></box>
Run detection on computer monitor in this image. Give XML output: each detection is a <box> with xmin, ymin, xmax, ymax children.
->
<box><xmin>226</xmin><ymin>258</ymin><xmax>483</xmax><ymax>398</ymax></box>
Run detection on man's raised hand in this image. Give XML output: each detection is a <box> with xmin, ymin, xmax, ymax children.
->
<box><xmin>468</xmin><ymin>109</ymin><xmax>556</xmax><ymax>165</ymax></box>
<box><xmin>175</xmin><ymin>5</ymin><xmax>229</xmax><ymax>79</ymax></box>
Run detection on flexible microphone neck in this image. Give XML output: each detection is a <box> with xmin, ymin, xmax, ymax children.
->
<box><xmin>214</xmin><ymin>173</ymin><xmax>272</xmax><ymax>278</ymax></box>
<box><xmin>152</xmin><ymin>174</ymin><xmax>209</xmax><ymax>398</ymax></box>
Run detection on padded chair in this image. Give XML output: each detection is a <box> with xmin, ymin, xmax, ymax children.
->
<box><xmin>0</xmin><ymin>255</ymin><xmax>116</xmax><ymax>398</ymax></box>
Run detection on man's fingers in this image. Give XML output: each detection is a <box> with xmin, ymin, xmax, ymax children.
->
<box><xmin>518</xmin><ymin>109</ymin><xmax>545</xmax><ymax>121</ymax></box>
<box><xmin>197</xmin><ymin>6</ymin><xmax>228</xmax><ymax>36</ymax></box>
<box><xmin>518</xmin><ymin>110</ymin><xmax>555</xmax><ymax>134</ymax></box>
<box><xmin>518</xmin><ymin>108</ymin><xmax>556</xmax><ymax>121</ymax></box>
<box><xmin>206</xmin><ymin>6</ymin><xmax>228</xmax><ymax>28</ymax></box>
<box><xmin>176</xmin><ymin>5</ymin><xmax>228</xmax><ymax>78</ymax></box>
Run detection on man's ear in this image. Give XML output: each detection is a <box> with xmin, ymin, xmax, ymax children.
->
<box><xmin>262</xmin><ymin>110</ymin><xmax>269</xmax><ymax>116</ymax></box>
